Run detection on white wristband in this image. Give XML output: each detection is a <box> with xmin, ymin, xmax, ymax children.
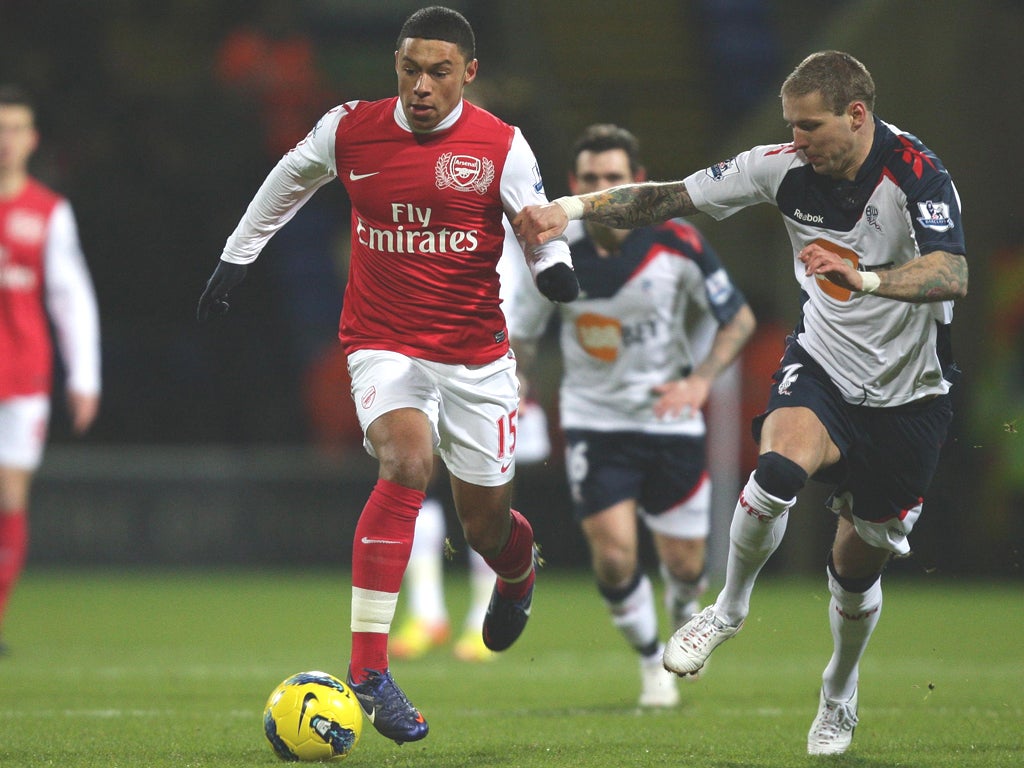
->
<box><xmin>553</xmin><ymin>196</ymin><xmax>584</xmax><ymax>220</ymax></box>
<box><xmin>859</xmin><ymin>271</ymin><xmax>881</xmax><ymax>294</ymax></box>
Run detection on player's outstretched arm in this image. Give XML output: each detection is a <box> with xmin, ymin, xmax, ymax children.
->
<box><xmin>197</xmin><ymin>260</ymin><xmax>248</xmax><ymax>322</ymax></box>
<box><xmin>515</xmin><ymin>181</ymin><xmax>698</xmax><ymax>246</ymax></box>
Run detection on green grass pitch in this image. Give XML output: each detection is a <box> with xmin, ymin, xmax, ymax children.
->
<box><xmin>0</xmin><ymin>568</ymin><xmax>1020</xmax><ymax>767</ymax></box>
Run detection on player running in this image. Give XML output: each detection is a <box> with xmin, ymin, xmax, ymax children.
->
<box><xmin>514</xmin><ymin>51</ymin><xmax>967</xmax><ymax>755</ymax></box>
<box><xmin>506</xmin><ymin>123</ymin><xmax>754</xmax><ymax>708</ymax></box>
<box><xmin>197</xmin><ymin>6</ymin><xmax>577</xmax><ymax>745</ymax></box>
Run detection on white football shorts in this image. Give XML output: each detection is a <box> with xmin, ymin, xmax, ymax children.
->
<box><xmin>0</xmin><ymin>394</ymin><xmax>50</xmax><ymax>470</ymax></box>
<box><xmin>346</xmin><ymin>349</ymin><xmax>520</xmax><ymax>487</ymax></box>
<box><xmin>640</xmin><ymin>473</ymin><xmax>712</xmax><ymax>540</ymax></box>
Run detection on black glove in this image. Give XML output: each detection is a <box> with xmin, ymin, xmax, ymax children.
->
<box><xmin>197</xmin><ymin>261</ymin><xmax>248</xmax><ymax>322</ymax></box>
<box><xmin>536</xmin><ymin>262</ymin><xmax>579</xmax><ymax>303</ymax></box>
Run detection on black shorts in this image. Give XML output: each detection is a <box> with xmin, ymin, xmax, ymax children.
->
<box><xmin>752</xmin><ymin>341</ymin><xmax>953</xmax><ymax>525</ymax></box>
<box><xmin>563</xmin><ymin>429</ymin><xmax>707</xmax><ymax>522</ymax></box>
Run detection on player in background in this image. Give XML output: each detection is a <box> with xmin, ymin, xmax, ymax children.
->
<box><xmin>0</xmin><ymin>85</ymin><xmax>101</xmax><ymax>655</ymax></box>
<box><xmin>197</xmin><ymin>6</ymin><xmax>578</xmax><ymax>745</ymax></box>
<box><xmin>507</xmin><ymin>124</ymin><xmax>755</xmax><ymax>708</ymax></box>
<box><xmin>391</xmin><ymin>220</ymin><xmax>551</xmax><ymax>664</ymax></box>
<box><xmin>514</xmin><ymin>52</ymin><xmax>967</xmax><ymax>754</ymax></box>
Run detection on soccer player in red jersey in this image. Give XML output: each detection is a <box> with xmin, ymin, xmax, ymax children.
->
<box><xmin>198</xmin><ymin>6</ymin><xmax>577</xmax><ymax>744</ymax></box>
<box><xmin>0</xmin><ymin>85</ymin><xmax>101</xmax><ymax>655</ymax></box>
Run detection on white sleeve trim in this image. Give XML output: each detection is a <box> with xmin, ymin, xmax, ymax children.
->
<box><xmin>500</xmin><ymin>128</ymin><xmax>572</xmax><ymax>280</ymax></box>
<box><xmin>220</xmin><ymin>107</ymin><xmax>344</xmax><ymax>264</ymax></box>
<box><xmin>44</xmin><ymin>200</ymin><xmax>101</xmax><ymax>394</ymax></box>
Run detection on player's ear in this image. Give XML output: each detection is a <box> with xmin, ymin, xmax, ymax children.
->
<box><xmin>464</xmin><ymin>58</ymin><xmax>478</xmax><ymax>85</ymax></box>
<box><xmin>567</xmin><ymin>172</ymin><xmax>579</xmax><ymax>195</ymax></box>
<box><xmin>634</xmin><ymin>166</ymin><xmax>647</xmax><ymax>183</ymax></box>
<box><xmin>848</xmin><ymin>101</ymin><xmax>868</xmax><ymax>131</ymax></box>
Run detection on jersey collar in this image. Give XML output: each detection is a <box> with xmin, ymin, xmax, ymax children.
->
<box><xmin>392</xmin><ymin>98</ymin><xmax>465</xmax><ymax>134</ymax></box>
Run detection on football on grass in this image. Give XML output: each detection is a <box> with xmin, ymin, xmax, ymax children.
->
<box><xmin>263</xmin><ymin>671</ymin><xmax>363</xmax><ymax>761</ymax></box>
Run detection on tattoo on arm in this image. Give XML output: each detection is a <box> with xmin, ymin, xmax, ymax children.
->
<box><xmin>880</xmin><ymin>251</ymin><xmax>968</xmax><ymax>302</ymax></box>
<box><xmin>581</xmin><ymin>182</ymin><xmax>697</xmax><ymax>228</ymax></box>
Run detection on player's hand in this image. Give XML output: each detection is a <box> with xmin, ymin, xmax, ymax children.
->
<box><xmin>67</xmin><ymin>390</ymin><xmax>100</xmax><ymax>434</ymax></box>
<box><xmin>197</xmin><ymin>260</ymin><xmax>248</xmax><ymax>322</ymax></box>
<box><xmin>798</xmin><ymin>243</ymin><xmax>861</xmax><ymax>291</ymax></box>
<box><xmin>651</xmin><ymin>376</ymin><xmax>710</xmax><ymax>420</ymax></box>
<box><xmin>513</xmin><ymin>203</ymin><xmax>569</xmax><ymax>246</ymax></box>
<box><xmin>536</xmin><ymin>262</ymin><xmax>580</xmax><ymax>303</ymax></box>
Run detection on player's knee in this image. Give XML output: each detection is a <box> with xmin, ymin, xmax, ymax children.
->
<box><xmin>753</xmin><ymin>451</ymin><xmax>808</xmax><ymax>501</ymax></box>
<box><xmin>592</xmin><ymin>552</ymin><xmax>636</xmax><ymax>587</ymax></box>
<box><xmin>377</xmin><ymin>452</ymin><xmax>434</xmax><ymax>490</ymax></box>
<box><xmin>827</xmin><ymin>552</ymin><xmax>882</xmax><ymax>594</ymax></box>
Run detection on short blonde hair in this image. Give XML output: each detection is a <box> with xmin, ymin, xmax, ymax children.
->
<box><xmin>781</xmin><ymin>51</ymin><xmax>875</xmax><ymax>115</ymax></box>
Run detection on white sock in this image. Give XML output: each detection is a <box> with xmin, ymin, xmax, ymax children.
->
<box><xmin>714</xmin><ymin>472</ymin><xmax>792</xmax><ymax>625</ymax></box>
<box><xmin>822</xmin><ymin>568</ymin><xmax>882</xmax><ymax>702</ymax></box>
<box><xmin>465</xmin><ymin>547</ymin><xmax>493</xmax><ymax>631</ymax></box>
<box><xmin>402</xmin><ymin>497</ymin><xmax>448</xmax><ymax>625</ymax></box>
<box><xmin>605</xmin><ymin>574</ymin><xmax>659</xmax><ymax>655</ymax></box>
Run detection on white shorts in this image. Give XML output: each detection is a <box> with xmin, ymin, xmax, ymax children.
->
<box><xmin>0</xmin><ymin>394</ymin><xmax>50</xmax><ymax>470</ymax></box>
<box><xmin>347</xmin><ymin>349</ymin><xmax>520</xmax><ymax>487</ymax></box>
<box><xmin>640</xmin><ymin>474</ymin><xmax>712</xmax><ymax>540</ymax></box>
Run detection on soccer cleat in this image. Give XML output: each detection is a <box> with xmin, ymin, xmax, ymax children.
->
<box><xmin>389</xmin><ymin>618</ymin><xmax>450</xmax><ymax>660</ymax></box>
<box><xmin>638</xmin><ymin>649</ymin><xmax>680</xmax><ymax>707</ymax></box>
<box><xmin>481</xmin><ymin>580</ymin><xmax>533</xmax><ymax>652</ymax></box>
<box><xmin>807</xmin><ymin>686</ymin><xmax>858</xmax><ymax>755</ymax></box>
<box><xmin>663</xmin><ymin>604</ymin><xmax>742</xmax><ymax>676</ymax></box>
<box><xmin>453</xmin><ymin>628</ymin><xmax>495</xmax><ymax>662</ymax></box>
<box><xmin>346</xmin><ymin>669</ymin><xmax>428</xmax><ymax>745</ymax></box>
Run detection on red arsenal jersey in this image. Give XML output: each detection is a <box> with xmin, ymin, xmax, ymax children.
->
<box><xmin>335</xmin><ymin>98</ymin><xmax>513</xmax><ymax>364</ymax></box>
<box><xmin>0</xmin><ymin>179</ymin><xmax>60</xmax><ymax>397</ymax></box>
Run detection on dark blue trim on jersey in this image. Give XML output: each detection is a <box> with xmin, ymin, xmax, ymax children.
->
<box><xmin>776</xmin><ymin>117</ymin><xmax>965</xmax><ymax>257</ymax></box>
<box><xmin>569</xmin><ymin>219</ymin><xmax>747</xmax><ymax>324</ymax></box>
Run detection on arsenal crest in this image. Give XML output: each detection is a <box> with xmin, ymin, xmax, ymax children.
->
<box><xmin>435</xmin><ymin>153</ymin><xmax>495</xmax><ymax>194</ymax></box>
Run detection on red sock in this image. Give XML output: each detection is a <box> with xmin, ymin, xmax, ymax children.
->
<box><xmin>484</xmin><ymin>509</ymin><xmax>535</xmax><ymax>601</ymax></box>
<box><xmin>349</xmin><ymin>479</ymin><xmax>423</xmax><ymax>683</ymax></box>
<box><xmin>0</xmin><ymin>512</ymin><xmax>28</xmax><ymax>628</ymax></box>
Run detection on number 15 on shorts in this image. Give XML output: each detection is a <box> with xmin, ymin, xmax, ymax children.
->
<box><xmin>496</xmin><ymin>408</ymin><xmax>519</xmax><ymax>459</ymax></box>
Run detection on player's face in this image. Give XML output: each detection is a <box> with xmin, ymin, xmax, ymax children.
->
<box><xmin>395</xmin><ymin>38</ymin><xmax>477</xmax><ymax>133</ymax></box>
<box><xmin>569</xmin><ymin>149</ymin><xmax>639</xmax><ymax>195</ymax></box>
<box><xmin>0</xmin><ymin>105</ymin><xmax>38</xmax><ymax>176</ymax></box>
<box><xmin>782</xmin><ymin>91</ymin><xmax>862</xmax><ymax>180</ymax></box>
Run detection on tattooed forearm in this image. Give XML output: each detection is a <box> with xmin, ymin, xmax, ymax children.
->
<box><xmin>580</xmin><ymin>181</ymin><xmax>697</xmax><ymax>228</ymax></box>
<box><xmin>879</xmin><ymin>251</ymin><xmax>968</xmax><ymax>302</ymax></box>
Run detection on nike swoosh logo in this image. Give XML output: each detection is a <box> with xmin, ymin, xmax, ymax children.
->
<box><xmin>353</xmin><ymin>691</ymin><xmax>376</xmax><ymax>723</ymax></box>
<box><xmin>298</xmin><ymin>691</ymin><xmax>318</xmax><ymax>733</ymax></box>
<box><xmin>349</xmin><ymin>170</ymin><xmax>380</xmax><ymax>181</ymax></box>
<box><xmin>360</xmin><ymin>536</ymin><xmax>403</xmax><ymax>545</ymax></box>
<box><xmin>500</xmin><ymin>459</ymin><xmax>513</xmax><ymax>473</ymax></box>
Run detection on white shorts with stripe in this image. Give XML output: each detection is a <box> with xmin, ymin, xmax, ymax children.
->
<box><xmin>346</xmin><ymin>349</ymin><xmax>520</xmax><ymax>487</ymax></box>
<box><xmin>0</xmin><ymin>394</ymin><xmax>50</xmax><ymax>470</ymax></box>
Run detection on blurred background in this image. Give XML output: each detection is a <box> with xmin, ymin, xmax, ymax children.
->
<box><xmin>2</xmin><ymin>0</ymin><xmax>1022</xmax><ymax>577</ymax></box>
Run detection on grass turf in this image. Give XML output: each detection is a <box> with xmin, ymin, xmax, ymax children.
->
<box><xmin>0</xmin><ymin>568</ymin><xmax>1020</xmax><ymax>767</ymax></box>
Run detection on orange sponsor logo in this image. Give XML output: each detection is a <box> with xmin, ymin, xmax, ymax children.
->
<box><xmin>575</xmin><ymin>313</ymin><xmax>622</xmax><ymax>362</ymax></box>
<box><xmin>812</xmin><ymin>238</ymin><xmax>860</xmax><ymax>302</ymax></box>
